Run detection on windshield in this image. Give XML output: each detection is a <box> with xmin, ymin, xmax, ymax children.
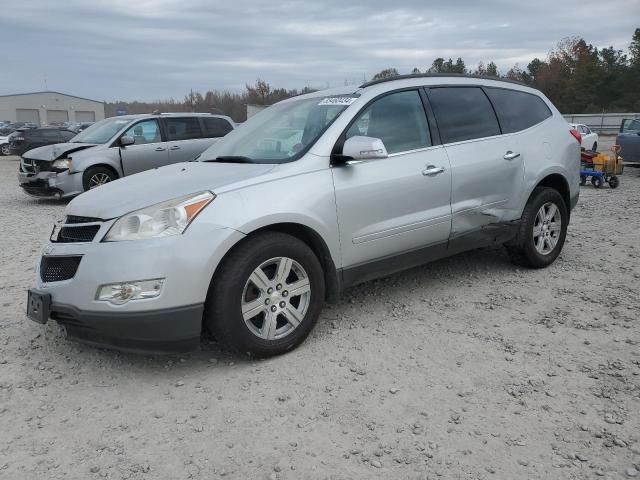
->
<box><xmin>70</xmin><ymin>117</ymin><xmax>132</xmax><ymax>144</ymax></box>
<box><xmin>200</xmin><ymin>95</ymin><xmax>356</xmax><ymax>164</ymax></box>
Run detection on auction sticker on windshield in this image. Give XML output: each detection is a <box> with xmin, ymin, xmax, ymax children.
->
<box><xmin>318</xmin><ymin>97</ymin><xmax>358</xmax><ymax>106</ymax></box>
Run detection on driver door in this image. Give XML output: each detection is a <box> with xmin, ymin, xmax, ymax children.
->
<box><xmin>119</xmin><ymin>119</ymin><xmax>169</xmax><ymax>175</ymax></box>
<box><xmin>331</xmin><ymin>90</ymin><xmax>452</xmax><ymax>278</ymax></box>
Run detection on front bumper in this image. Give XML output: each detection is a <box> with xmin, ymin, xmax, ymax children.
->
<box><xmin>18</xmin><ymin>169</ymin><xmax>84</xmax><ymax>198</ymax></box>
<box><xmin>30</xmin><ymin>220</ymin><xmax>245</xmax><ymax>353</ymax></box>
<box><xmin>48</xmin><ymin>301</ymin><xmax>204</xmax><ymax>353</ymax></box>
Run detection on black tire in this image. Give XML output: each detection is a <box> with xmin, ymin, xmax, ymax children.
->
<box><xmin>592</xmin><ymin>142</ymin><xmax>597</xmax><ymax>152</ymax></box>
<box><xmin>506</xmin><ymin>187</ymin><xmax>568</xmax><ymax>269</ymax></box>
<box><xmin>580</xmin><ymin>175</ymin><xmax>587</xmax><ymax>186</ymax></box>
<box><xmin>591</xmin><ymin>176</ymin><xmax>603</xmax><ymax>188</ymax></box>
<box><xmin>205</xmin><ymin>232</ymin><xmax>325</xmax><ymax>358</ymax></box>
<box><xmin>82</xmin><ymin>166</ymin><xmax>117</xmax><ymax>191</ymax></box>
<box><xmin>608</xmin><ymin>176</ymin><xmax>619</xmax><ymax>189</ymax></box>
<box><xmin>0</xmin><ymin>144</ymin><xmax>9</xmax><ymax>156</ymax></box>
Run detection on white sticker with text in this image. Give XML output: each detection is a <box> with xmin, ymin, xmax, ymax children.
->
<box><xmin>318</xmin><ymin>97</ymin><xmax>358</xmax><ymax>106</ymax></box>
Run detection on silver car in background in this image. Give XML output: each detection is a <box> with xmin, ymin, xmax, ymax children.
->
<box><xmin>27</xmin><ymin>75</ymin><xmax>580</xmax><ymax>357</ymax></box>
<box><xmin>17</xmin><ymin>113</ymin><xmax>234</xmax><ymax>198</ymax></box>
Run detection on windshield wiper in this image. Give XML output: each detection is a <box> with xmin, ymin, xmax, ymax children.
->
<box><xmin>208</xmin><ymin>156</ymin><xmax>255</xmax><ymax>164</ymax></box>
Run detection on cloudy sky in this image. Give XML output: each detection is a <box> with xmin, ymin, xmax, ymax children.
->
<box><xmin>0</xmin><ymin>0</ymin><xmax>637</xmax><ymax>101</ymax></box>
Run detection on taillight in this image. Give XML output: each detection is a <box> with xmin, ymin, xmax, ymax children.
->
<box><xmin>569</xmin><ymin>129</ymin><xmax>582</xmax><ymax>144</ymax></box>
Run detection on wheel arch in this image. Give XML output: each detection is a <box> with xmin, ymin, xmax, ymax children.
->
<box><xmin>534</xmin><ymin>173</ymin><xmax>571</xmax><ymax>213</ymax></box>
<box><xmin>210</xmin><ymin>222</ymin><xmax>342</xmax><ymax>304</ymax></box>
<box><xmin>83</xmin><ymin>163</ymin><xmax>120</xmax><ymax>179</ymax></box>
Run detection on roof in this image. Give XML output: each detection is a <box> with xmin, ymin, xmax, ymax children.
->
<box><xmin>112</xmin><ymin>112</ymin><xmax>232</xmax><ymax>120</ymax></box>
<box><xmin>0</xmin><ymin>91</ymin><xmax>103</xmax><ymax>104</ymax></box>
<box><xmin>359</xmin><ymin>73</ymin><xmax>530</xmax><ymax>89</ymax></box>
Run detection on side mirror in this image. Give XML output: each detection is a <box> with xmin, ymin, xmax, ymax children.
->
<box><xmin>120</xmin><ymin>135</ymin><xmax>134</xmax><ymax>147</ymax></box>
<box><xmin>338</xmin><ymin>136</ymin><xmax>388</xmax><ymax>163</ymax></box>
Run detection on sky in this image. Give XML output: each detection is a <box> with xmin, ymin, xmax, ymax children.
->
<box><xmin>0</xmin><ymin>0</ymin><xmax>638</xmax><ymax>102</ymax></box>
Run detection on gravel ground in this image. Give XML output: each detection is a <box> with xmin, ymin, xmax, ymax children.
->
<box><xmin>1</xmin><ymin>150</ymin><xmax>639</xmax><ymax>480</ymax></box>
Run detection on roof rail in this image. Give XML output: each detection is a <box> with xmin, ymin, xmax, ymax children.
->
<box><xmin>359</xmin><ymin>73</ymin><xmax>531</xmax><ymax>89</ymax></box>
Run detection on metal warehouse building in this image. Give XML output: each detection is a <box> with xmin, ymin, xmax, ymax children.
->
<box><xmin>0</xmin><ymin>91</ymin><xmax>105</xmax><ymax>125</ymax></box>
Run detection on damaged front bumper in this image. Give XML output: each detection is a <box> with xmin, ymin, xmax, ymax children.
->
<box><xmin>18</xmin><ymin>158</ymin><xmax>84</xmax><ymax>198</ymax></box>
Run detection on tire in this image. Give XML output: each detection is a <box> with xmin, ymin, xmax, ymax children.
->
<box><xmin>591</xmin><ymin>176</ymin><xmax>603</xmax><ymax>188</ymax></box>
<box><xmin>506</xmin><ymin>187</ymin><xmax>568</xmax><ymax>269</ymax></box>
<box><xmin>592</xmin><ymin>142</ymin><xmax>598</xmax><ymax>152</ymax></box>
<box><xmin>580</xmin><ymin>175</ymin><xmax>587</xmax><ymax>186</ymax></box>
<box><xmin>0</xmin><ymin>144</ymin><xmax>9</xmax><ymax>156</ymax></box>
<box><xmin>82</xmin><ymin>166</ymin><xmax>117</xmax><ymax>191</ymax></box>
<box><xmin>205</xmin><ymin>232</ymin><xmax>325</xmax><ymax>358</ymax></box>
<box><xmin>608</xmin><ymin>176</ymin><xmax>619</xmax><ymax>189</ymax></box>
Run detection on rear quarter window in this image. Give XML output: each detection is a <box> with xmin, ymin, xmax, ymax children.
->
<box><xmin>201</xmin><ymin>117</ymin><xmax>233</xmax><ymax>138</ymax></box>
<box><xmin>428</xmin><ymin>87</ymin><xmax>501</xmax><ymax>144</ymax></box>
<box><xmin>484</xmin><ymin>88</ymin><xmax>552</xmax><ymax>134</ymax></box>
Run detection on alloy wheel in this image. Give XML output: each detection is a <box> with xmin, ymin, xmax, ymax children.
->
<box><xmin>89</xmin><ymin>173</ymin><xmax>112</xmax><ymax>188</ymax></box>
<box><xmin>532</xmin><ymin>202</ymin><xmax>562</xmax><ymax>255</ymax></box>
<box><xmin>241</xmin><ymin>256</ymin><xmax>311</xmax><ymax>340</ymax></box>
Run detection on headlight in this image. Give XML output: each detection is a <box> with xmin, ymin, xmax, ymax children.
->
<box><xmin>52</xmin><ymin>158</ymin><xmax>71</xmax><ymax>171</ymax></box>
<box><xmin>104</xmin><ymin>191</ymin><xmax>215</xmax><ymax>241</ymax></box>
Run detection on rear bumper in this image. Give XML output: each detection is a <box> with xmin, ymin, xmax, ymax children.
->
<box><xmin>47</xmin><ymin>302</ymin><xmax>204</xmax><ymax>354</ymax></box>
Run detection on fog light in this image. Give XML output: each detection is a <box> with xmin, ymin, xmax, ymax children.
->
<box><xmin>96</xmin><ymin>278</ymin><xmax>165</xmax><ymax>305</ymax></box>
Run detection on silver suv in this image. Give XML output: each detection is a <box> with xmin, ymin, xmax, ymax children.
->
<box><xmin>17</xmin><ymin>113</ymin><xmax>234</xmax><ymax>198</ymax></box>
<box><xmin>27</xmin><ymin>75</ymin><xmax>580</xmax><ymax>356</ymax></box>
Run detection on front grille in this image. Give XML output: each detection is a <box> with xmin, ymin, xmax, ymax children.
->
<box><xmin>50</xmin><ymin>215</ymin><xmax>104</xmax><ymax>243</ymax></box>
<box><xmin>55</xmin><ymin>225</ymin><xmax>100</xmax><ymax>243</ymax></box>
<box><xmin>20</xmin><ymin>157</ymin><xmax>52</xmax><ymax>174</ymax></box>
<box><xmin>40</xmin><ymin>256</ymin><xmax>82</xmax><ymax>283</ymax></box>
<box><xmin>66</xmin><ymin>215</ymin><xmax>103</xmax><ymax>224</ymax></box>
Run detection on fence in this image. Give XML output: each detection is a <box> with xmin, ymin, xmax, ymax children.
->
<box><xmin>563</xmin><ymin>113</ymin><xmax>640</xmax><ymax>135</ymax></box>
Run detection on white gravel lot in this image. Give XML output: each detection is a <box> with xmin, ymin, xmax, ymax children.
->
<box><xmin>1</xmin><ymin>149</ymin><xmax>639</xmax><ymax>480</ymax></box>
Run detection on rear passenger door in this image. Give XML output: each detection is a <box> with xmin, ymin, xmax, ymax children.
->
<box><xmin>427</xmin><ymin>86</ymin><xmax>523</xmax><ymax>236</ymax></box>
<box><xmin>163</xmin><ymin>117</ymin><xmax>210</xmax><ymax>163</ymax></box>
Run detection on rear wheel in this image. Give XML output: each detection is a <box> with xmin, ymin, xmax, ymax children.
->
<box><xmin>0</xmin><ymin>144</ymin><xmax>9</xmax><ymax>156</ymax></box>
<box><xmin>506</xmin><ymin>187</ymin><xmax>568</xmax><ymax>269</ymax></box>
<box><xmin>592</xmin><ymin>142</ymin><xmax>598</xmax><ymax>152</ymax></box>
<box><xmin>591</xmin><ymin>176</ymin><xmax>603</xmax><ymax>188</ymax></box>
<box><xmin>82</xmin><ymin>166</ymin><xmax>116</xmax><ymax>191</ymax></box>
<box><xmin>580</xmin><ymin>175</ymin><xmax>587</xmax><ymax>186</ymax></box>
<box><xmin>608</xmin><ymin>176</ymin><xmax>619</xmax><ymax>189</ymax></box>
<box><xmin>205</xmin><ymin>232</ymin><xmax>325</xmax><ymax>358</ymax></box>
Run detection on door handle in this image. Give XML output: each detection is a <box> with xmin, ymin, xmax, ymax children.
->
<box><xmin>155</xmin><ymin>147</ymin><xmax>166</xmax><ymax>151</ymax></box>
<box><xmin>422</xmin><ymin>165</ymin><xmax>445</xmax><ymax>176</ymax></box>
<box><xmin>169</xmin><ymin>145</ymin><xmax>180</xmax><ymax>150</ymax></box>
<box><xmin>503</xmin><ymin>151</ymin><xmax>521</xmax><ymax>160</ymax></box>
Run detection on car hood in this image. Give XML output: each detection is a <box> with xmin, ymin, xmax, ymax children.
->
<box><xmin>21</xmin><ymin>142</ymin><xmax>98</xmax><ymax>161</ymax></box>
<box><xmin>66</xmin><ymin>161</ymin><xmax>277</xmax><ymax>219</ymax></box>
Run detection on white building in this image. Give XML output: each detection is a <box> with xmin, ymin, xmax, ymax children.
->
<box><xmin>0</xmin><ymin>91</ymin><xmax>105</xmax><ymax>125</ymax></box>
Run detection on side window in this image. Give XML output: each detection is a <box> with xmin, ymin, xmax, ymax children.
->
<box><xmin>42</xmin><ymin>130</ymin><xmax>61</xmax><ymax>140</ymax></box>
<box><xmin>123</xmin><ymin>120</ymin><xmax>161</xmax><ymax>145</ymax></box>
<box><xmin>428</xmin><ymin>87</ymin><xmax>501</xmax><ymax>143</ymax></box>
<box><xmin>202</xmin><ymin>117</ymin><xmax>233</xmax><ymax>138</ymax></box>
<box><xmin>345</xmin><ymin>90</ymin><xmax>431</xmax><ymax>154</ymax></box>
<box><xmin>165</xmin><ymin>117</ymin><xmax>202</xmax><ymax>141</ymax></box>
<box><xmin>484</xmin><ymin>88</ymin><xmax>552</xmax><ymax>134</ymax></box>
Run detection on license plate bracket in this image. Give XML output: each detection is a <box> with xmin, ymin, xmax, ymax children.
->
<box><xmin>27</xmin><ymin>289</ymin><xmax>51</xmax><ymax>324</ymax></box>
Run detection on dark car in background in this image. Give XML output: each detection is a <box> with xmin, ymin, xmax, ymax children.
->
<box><xmin>9</xmin><ymin>128</ymin><xmax>76</xmax><ymax>156</ymax></box>
<box><xmin>0</xmin><ymin>122</ymin><xmax>39</xmax><ymax>135</ymax></box>
<box><xmin>617</xmin><ymin>119</ymin><xmax>640</xmax><ymax>162</ymax></box>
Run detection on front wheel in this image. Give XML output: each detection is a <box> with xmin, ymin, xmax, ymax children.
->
<box><xmin>506</xmin><ymin>187</ymin><xmax>568</xmax><ymax>269</ymax></box>
<box><xmin>608</xmin><ymin>176</ymin><xmax>619</xmax><ymax>189</ymax></box>
<box><xmin>592</xmin><ymin>142</ymin><xmax>598</xmax><ymax>152</ymax></box>
<box><xmin>591</xmin><ymin>176</ymin><xmax>603</xmax><ymax>188</ymax></box>
<box><xmin>0</xmin><ymin>143</ymin><xmax>9</xmax><ymax>156</ymax></box>
<box><xmin>205</xmin><ymin>232</ymin><xmax>325</xmax><ymax>358</ymax></box>
<box><xmin>82</xmin><ymin>166</ymin><xmax>117</xmax><ymax>191</ymax></box>
<box><xmin>580</xmin><ymin>175</ymin><xmax>587</xmax><ymax>186</ymax></box>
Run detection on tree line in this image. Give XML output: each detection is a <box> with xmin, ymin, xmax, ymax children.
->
<box><xmin>105</xmin><ymin>29</ymin><xmax>640</xmax><ymax>121</ymax></box>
